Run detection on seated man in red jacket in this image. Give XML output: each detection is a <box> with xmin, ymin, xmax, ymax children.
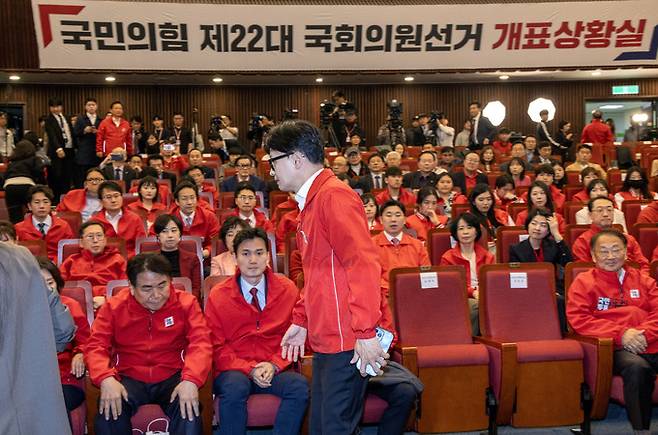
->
<box><xmin>375</xmin><ymin>166</ymin><xmax>416</xmax><ymax>209</ymax></box>
<box><xmin>205</xmin><ymin>227</ymin><xmax>309</xmax><ymax>434</ymax></box>
<box><xmin>229</xmin><ymin>182</ymin><xmax>274</xmax><ymax>233</ymax></box>
<box><xmin>567</xmin><ymin>229</ymin><xmax>658</xmax><ymax>435</ymax></box>
<box><xmin>86</xmin><ymin>253</ymin><xmax>211</xmax><ymax>435</ymax></box>
<box><xmin>15</xmin><ymin>185</ymin><xmax>75</xmax><ymax>261</ymax></box>
<box><xmin>93</xmin><ymin>181</ymin><xmax>146</xmax><ymax>257</ymax></box>
<box><xmin>60</xmin><ymin>220</ymin><xmax>127</xmax><ymax>309</ymax></box>
<box><xmin>572</xmin><ymin>197</ymin><xmax>649</xmax><ymax>273</ymax></box>
<box><xmin>170</xmin><ymin>181</ymin><xmax>220</xmax><ymax>258</ymax></box>
<box><xmin>185</xmin><ymin>165</ymin><xmax>218</xmax><ymax>208</ymax></box>
<box><xmin>57</xmin><ymin>167</ymin><xmax>106</xmax><ymax>222</ymax></box>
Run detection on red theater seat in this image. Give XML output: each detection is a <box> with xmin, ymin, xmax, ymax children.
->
<box><xmin>495</xmin><ymin>226</ymin><xmax>528</xmax><ymax>263</ymax></box>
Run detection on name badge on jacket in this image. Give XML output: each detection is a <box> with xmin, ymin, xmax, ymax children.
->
<box><xmin>597</xmin><ymin>297</ymin><xmax>610</xmax><ymax>311</ymax></box>
<box><xmin>164</xmin><ymin>316</ymin><xmax>175</xmax><ymax>327</ymax></box>
<box><xmin>630</xmin><ymin>289</ymin><xmax>640</xmax><ymax>299</ymax></box>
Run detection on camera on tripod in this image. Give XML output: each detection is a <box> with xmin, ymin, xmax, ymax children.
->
<box><xmin>283</xmin><ymin>108</ymin><xmax>299</xmax><ymax>121</ymax></box>
<box><xmin>319</xmin><ymin>100</ymin><xmax>336</xmax><ymax>127</ymax></box>
<box><xmin>428</xmin><ymin>111</ymin><xmax>444</xmax><ymax>131</ymax></box>
<box><xmin>250</xmin><ymin>113</ymin><xmax>264</xmax><ymax>131</ymax></box>
<box><xmin>209</xmin><ymin>115</ymin><xmax>223</xmax><ymax>135</ymax></box>
<box><xmin>387</xmin><ymin>99</ymin><xmax>403</xmax><ymax>130</ymax></box>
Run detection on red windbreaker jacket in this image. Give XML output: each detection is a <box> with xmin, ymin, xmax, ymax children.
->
<box><xmin>15</xmin><ymin>214</ymin><xmax>75</xmax><ymax>261</ymax></box>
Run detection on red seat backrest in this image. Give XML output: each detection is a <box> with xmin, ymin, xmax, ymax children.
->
<box><xmin>479</xmin><ymin>263</ymin><xmax>560</xmax><ymax>341</ymax></box>
<box><xmin>62</xmin><ymin>281</ymin><xmax>94</xmax><ymax>325</ymax></box>
<box><xmin>565</xmin><ymin>172</ymin><xmax>581</xmax><ymax>185</ymax></box>
<box><xmin>427</xmin><ymin>228</ymin><xmax>454</xmax><ymax>266</ymax></box>
<box><xmin>284</xmin><ymin>231</ymin><xmax>298</xmax><ymax>277</ymax></box>
<box><xmin>564</xmin><ymin>201</ymin><xmax>586</xmax><ymax>225</ymax></box>
<box><xmin>451</xmin><ymin>203</ymin><xmax>471</xmax><ymax>220</ymax></box>
<box><xmin>55</xmin><ymin>211</ymin><xmax>82</xmax><ymax>236</ymax></box>
<box><xmin>495</xmin><ymin>226</ymin><xmax>528</xmax><ymax>263</ymax></box>
<box><xmin>564</xmin><ymin>185</ymin><xmax>584</xmax><ymax>201</ymax></box>
<box><xmin>508</xmin><ymin>203</ymin><xmax>527</xmax><ymax>222</ymax></box>
<box><xmin>622</xmin><ymin>200</ymin><xmax>652</xmax><ymax>232</ymax></box>
<box><xmin>607</xmin><ymin>169</ymin><xmax>623</xmax><ymax>186</ymax></box>
<box><xmin>202</xmin><ymin>275</ymin><xmax>232</xmax><ymax>308</ymax></box>
<box><xmin>399</xmin><ymin>158</ymin><xmax>418</xmax><ymax>172</ymax></box>
<box><xmin>564</xmin><ymin>262</ymin><xmax>595</xmax><ymax>299</ymax></box>
<box><xmin>487</xmin><ymin>172</ymin><xmax>502</xmax><ymax>190</ymax></box>
<box><xmin>390</xmin><ymin>266</ymin><xmax>473</xmax><ymax>345</ymax></box>
<box><xmin>635</xmin><ymin>224</ymin><xmax>658</xmax><ymax>259</ymax></box>
<box><xmin>17</xmin><ymin>239</ymin><xmax>47</xmax><ymax>257</ymax></box>
<box><xmin>565</xmin><ymin>224</ymin><xmax>591</xmax><ymax>245</ymax></box>
<box><xmin>269</xmin><ymin>190</ymin><xmax>290</xmax><ymax>213</ymax></box>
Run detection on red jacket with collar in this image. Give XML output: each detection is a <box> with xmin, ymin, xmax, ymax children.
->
<box><xmin>375</xmin><ymin>188</ymin><xmax>416</xmax><ymax>209</ymax></box>
<box><xmin>572</xmin><ymin>189</ymin><xmax>590</xmax><ymax>203</ymax></box>
<box><xmin>85</xmin><ymin>288</ymin><xmax>211</xmax><ymax>387</ymax></box>
<box><xmin>272</xmin><ymin>198</ymin><xmax>298</xmax><ymax>226</ymax></box>
<box><xmin>276</xmin><ymin>209</ymin><xmax>299</xmax><ymax>253</ymax></box>
<box><xmin>572</xmin><ymin>225</ymin><xmax>649</xmax><ymax>274</ymax></box>
<box><xmin>96</xmin><ymin>117</ymin><xmax>132</xmax><ymax>156</ymax></box>
<box><xmin>292</xmin><ymin>169</ymin><xmax>381</xmax><ymax>353</ymax></box>
<box><xmin>440</xmin><ymin>243</ymin><xmax>495</xmax><ymax>296</ymax></box>
<box><xmin>127</xmin><ymin>200</ymin><xmax>167</xmax><ymax>227</ymax></box>
<box><xmin>60</xmin><ymin>247</ymin><xmax>127</xmax><ymax>297</ymax></box>
<box><xmin>201</xmin><ymin>182</ymin><xmax>219</xmax><ymax>207</ymax></box>
<box><xmin>205</xmin><ymin>268</ymin><xmax>299</xmax><ymax>377</ymax></box>
<box><xmin>406</xmin><ymin>212</ymin><xmax>448</xmax><ymax>242</ymax></box>
<box><xmin>58</xmin><ymin>295</ymin><xmax>91</xmax><ymax>386</ymax></box>
<box><xmin>15</xmin><ymin>214</ymin><xmax>75</xmax><ymax>262</ymax></box>
<box><xmin>581</xmin><ymin>119</ymin><xmax>614</xmax><ymax>144</ymax></box>
<box><xmin>373</xmin><ymin>231</ymin><xmax>431</xmax><ymax>289</ymax></box>
<box><xmin>163</xmin><ymin>156</ymin><xmax>188</xmax><ymax>173</ymax></box>
<box><xmin>155</xmin><ymin>248</ymin><xmax>201</xmax><ymax>299</ymax></box>
<box><xmin>637</xmin><ymin>201</ymin><xmax>658</xmax><ymax>225</ymax></box>
<box><xmin>169</xmin><ymin>205</ymin><xmax>220</xmax><ymax>253</ymax></box>
<box><xmin>56</xmin><ymin>188</ymin><xmax>89</xmax><ymax>213</ymax></box>
<box><xmin>128</xmin><ymin>184</ymin><xmax>171</xmax><ymax>206</ymax></box>
<box><xmin>96</xmin><ymin>116</ymin><xmax>133</xmax><ymax>156</ymax></box>
<box><xmin>92</xmin><ymin>208</ymin><xmax>147</xmax><ymax>257</ymax></box>
<box><xmin>567</xmin><ymin>266</ymin><xmax>658</xmax><ymax>353</ymax></box>
<box><xmin>228</xmin><ymin>208</ymin><xmax>275</xmax><ymax>233</ymax></box>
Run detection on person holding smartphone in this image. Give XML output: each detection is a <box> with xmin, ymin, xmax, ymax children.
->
<box><xmin>99</xmin><ymin>147</ymin><xmax>137</xmax><ymax>187</ymax></box>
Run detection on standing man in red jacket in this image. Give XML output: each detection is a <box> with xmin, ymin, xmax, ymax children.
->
<box><xmin>96</xmin><ymin>101</ymin><xmax>132</xmax><ymax>158</ymax></box>
<box><xmin>581</xmin><ymin>110</ymin><xmax>615</xmax><ymax>144</ymax></box>
<box><xmin>85</xmin><ymin>253</ymin><xmax>211</xmax><ymax>435</ymax></box>
<box><xmin>269</xmin><ymin>120</ymin><xmax>386</xmax><ymax>435</ymax></box>
<box><xmin>205</xmin><ymin>227</ymin><xmax>309</xmax><ymax>434</ymax></box>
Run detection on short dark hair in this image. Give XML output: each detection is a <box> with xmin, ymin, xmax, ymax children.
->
<box><xmin>535</xmin><ymin>164</ymin><xmax>555</xmax><ymax>176</ymax></box>
<box><xmin>332</xmin><ymin>90</ymin><xmax>346</xmax><ymax>99</ymax></box>
<box><xmin>524</xmin><ymin>134</ymin><xmax>536</xmax><ymax>141</ymax></box>
<box><xmin>36</xmin><ymin>256</ymin><xmax>65</xmax><ymax>292</ymax></box>
<box><xmin>590</xmin><ymin>229</ymin><xmax>627</xmax><ymax>251</ymax></box>
<box><xmin>109</xmin><ymin>100</ymin><xmax>122</xmax><ymax>109</ymax></box>
<box><xmin>233</xmin><ymin>227</ymin><xmax>270</xmax><ymax>253</ymax></box>
<box><xmin>86</xmin><ymin>167</ymin><xmax>104</xmax><ymax>180</ymax></box>
<box><xmin>173</xmin><ymin>112</ymin><xmax>183</xmax><ymax>117</ymax></box>
<box><xmin>85</xmin><ymin>97</ymin><xmax>97</xmax><ymax>105</ymax></box>
<box><xmin>137</xmin><ymin>176</ymin><xmax>159</xmax><ymax>202</ymax></box>
<box><xmin>98</xmin><ymin>181</ymin><xmax>122</xmax><ymax>199</ymax></box>
<box><xmin>538</xmin><ymin>141</ymin><xmax>552</xmax><ymax>150</ymax></box>
<box><xmin>153</xmin><ymin>213</ymin><xmax>182</xmax><ymax>235</ymax></box>
<box><xmin>0</xmin><ymin>221</ymin><xmax>16</xmax><ymax>241</ymax></box>
<box><xmin>416</xmin><ymin>186</ymin><xmax>439</xmax><ymax>205</ymax></box>
<box><xmin>558</xmin><ymin>120</ymin><xmax>570</xmax><ymax>130</ymax></box>
<box><xmin>48</xmin><ymin>98</ymin><xmax>63</xmax><ymax>107</ymax></box>
<box><xmin>586</xmin><ymin>178</ymin><xmax>608</xmax><ymax>197</ymax></box>
<box><xmin>577</xmin><ymin>144</ymin><xmax>592</xmax><ymax>153</ymax></box>
<box><xmin>140</xmin><ymin>166</ymin><xmax>159</xmax><ymax>178</ymax></box>
<box><xmin>265</xmin><ymin>120</ymin><xmax>324</xmax><ymax>165</ymax></box>
<box><xmin>27</xmin><ymin>185</ymin><xmax>54</xmax><ymax>203</ymax></box>
<box><xmin>147</xmin><ymin>154</ymin><xmax>164</xmax><ymax>165</ymax></box>
<box><xmin>587</xmin><ymin>195</ymin><xmax>614</xmax><ymax>212</ymax></box>
<box><xmin>130</xmin><ymin>115</ymin><xmax>143</xmax><ymax>123</ymax></box>
<box><xmin>127</xmin><ymin>253</ymin><xmax>172</xmax><ymax>287</ymax></box>
<box><xmin>384</xmin><ymin>166</ymin><xmax>402</xmax><ymax>178</ymax></box>
<box><xmin>450</xmin><ymin>212</ymin><xmax>482</xmax><ymax>242</ymax></box>
<box><xmin>418</xmin><ymin>150</ymin><xmax>437</xmax><ymax>161</ymax></box>
<box><xmin>380</xmin><ymin>199</ymin><xmax>405</xmax><ymax>215</ymax></box>
<box><xmin>440</xmin><ymin>146</ymin><xmax>454</xmax><ymax>154</ymax></box>
<box><xmin>23</xmin><ymin>131</ymin><xmax>40</xmax><ymax>147</ymax></box>
<box><xmin>498</xmin><ymin>127</ymin><xmax>510</xmax><ymax>135</ymax></box>
<box><xmin>367</xmin><ymin>153</ymin><xmax>384</xmax><ymax>164</ymax></box>
<box><xmin>524</xmin><ymin>207</ymin><xmax>553</xmax><ymax>230</ymax></box>
<box><xmin>220</xmin><ymin>216</ymin><xmax>250</xmax><ymax>245</ymax></box>
<box><xmin>184</xmin><ymin>165</ymin><xmax>205</xmax><ymax>177</ymax></box>
<box><xmin>174</xmin><ymin>181</ymin><xmax>198</xmax><ymax>200</ymax></box>
<box><xmin>79</xmin><ymin>220</ymin><xmax>105</xmax><ymax>238</ymax></box>
<box><xmin>495</xmin><ymin>174</ymin><xmax>514</xmax><ymax>189</ymax></box>
<box><xmin>469</xmin><ymin>101</ymin><xmax>481</xmax><ymax>108</ymax></box>
<box><xmin>234</xmin><ymin>181</ymin><xmax>256</xmax><ymax>197</ymax></box>
<box><xmin>539</xmin><ymin>109</ymin><xmax>549</xmax><ymax>116</ymax></box>
<box><xmin>235</xmin><ymin>155</ymin><xmax>254</xmax><ymax>167</ymax></box>
<box><xmin>580</xmin><ymin>166</ymin><xmax>599</xmax><ymax>179</ymax></box>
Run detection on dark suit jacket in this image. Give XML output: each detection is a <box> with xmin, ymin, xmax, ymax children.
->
<box><xmin>221</xmin><ymin>175</ymin><xmax>268</xmax><ymax>207</ymax></box>
<box><xmin>200</xmin><ymin>166</ymin><xmax>216</xmax><ymax>180</ymax></box>
<box><xmin>171</xmin><ymin>127</ymin><xmax>194</xmax><ymax>154</ymax></box>
<box><xmin>470</xmin><ymin>115</ymin><xmax>497</xmax><ymax>150</ymax></box>
<box><xmin>356</xmin><ymin>173</ymin><xmax>387</xmax><ymax>193</ymax></box>
<box><xmin>158</xmin><ymin>171</ymin><xmax>177</xmax><ymax>188</ymax></box>
<box><xmin>451</xmin><ymin>171</ymin><xmax>487</xmax><ymax>195</ymax></box>
<box><xmin>73</xmin><ymin>114</ymin><xmax>102</xmax><ymax>166</ymax></box>
<box><xmin>402</xmin><ymin>170</ymin><xmax>439</xmax><ymax>190</ymax></box>
<box><xmin>44</xmin><ymin>114</ymin><xmax>67</xmax><ymax>160</ymax></box>
<box><xmin>509</xmin><ymin>238</ymin><xmax>572</xmax><ymax>292</ymax></box>
<box><xmin>102</xmin><ymin>164</ymin><xmax>138</xmax><ymax>187</ymax></box>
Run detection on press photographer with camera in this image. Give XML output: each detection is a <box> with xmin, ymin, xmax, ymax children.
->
<box><xmin>376</xmin><ymin>99</ymin><xmax>406</xmax><ymax>149</ymax></box>
<box><xmin>209</xmin><ymin>114</ymin><xmax>239</xmax><ymax>149</ymax></box>
<box><xmin>247</xmin><ymin>113</ymin><xmax>274</xmax><ymax>152</ymax></box>
<box><xmin>435</xmin><ymin>113</ymin><xmax>455</xmax><ymax>147</ymax></box>
<box><xmin>332</xmin><ymin>106</ymin><xmax>366</xmax><ymax>150</ymax></box>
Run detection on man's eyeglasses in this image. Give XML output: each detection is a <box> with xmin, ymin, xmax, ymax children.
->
<box><xmin>269</xmin><ymin>152</ymin><xmax>293</xmax><ymax>174</ymax></box>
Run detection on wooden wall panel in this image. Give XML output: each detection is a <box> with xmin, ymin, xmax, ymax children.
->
<box><xmin>2</xmin><ymin>79</ymin><xmax>657</xmax><ymax>148</ymax></box>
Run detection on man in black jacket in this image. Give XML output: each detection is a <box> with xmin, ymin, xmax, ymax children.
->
<box><xmin>73</xmin><ymin>97</ymin><xmax>102</xmax><ymax>188</ymax></box>
<box><xmin>45</xmin><ymin>98</ymin><xmax>75</xmax><ymax>202</ymax></box>
<box><xmin>100</xmin><ymin>147</ymin><xmax>138</xmax><ymax>188</ymax></box>
<box><xmin>147</xmin><ymin>154</ymin><xmax>177</xmax><ymax>188</ymax></box>
<box><xmin>402</xmin><ymin>151</ymin><xmax>439</xmax><ymax>190</ymax></box>
<box><xmin>468</xmin><ymin>101</ymin><xmax>497</xmax><ymax>151</ymax></box>
<box><xmin>171</xmin><ymin>112</ymin><xmax>194</xmax><ymax>154</ymax></box>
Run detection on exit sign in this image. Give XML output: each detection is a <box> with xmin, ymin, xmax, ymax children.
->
<box><xmin>612</xmin><ymin>85</ymin><xmax>639</xmax><ymax>95</ymax></box>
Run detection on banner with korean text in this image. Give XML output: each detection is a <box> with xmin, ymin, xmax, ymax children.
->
<box><xmin>32</xmin><ymin>0</ymin><xmax>658</xmax><ymax>71</ymax></box>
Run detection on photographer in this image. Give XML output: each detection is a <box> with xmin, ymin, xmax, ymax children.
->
<box><xmin>377</xmin><ymin>100</ymin><xmax>406</xmax><ymax>148</ymax></box>
<box><xmin>247</xmin><ymin>113</ymin><xmax>274</xmax><ymax>152</ymax></box>
<box><xmin>435</xmin><ymin>114</ymin><xmax>455</xmax><ymax>147</ymax></box>
<box><xmin>218</xmin><ymin>114</ymin><xmax>239</xmax><ymax>147</ymax></box>
<box><xmin>332</xmin><ymin>107</ymin><xmax>366</xmax><ymax>150</ymax></box>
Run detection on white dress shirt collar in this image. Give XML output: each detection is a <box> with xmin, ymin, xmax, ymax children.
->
<box><xmin>240</xmin><ymin>275</ymin><xmax>266</xmax><ymax>308</ymax></box>
<box><xmin>295</xmin><ymin>168</ymin><xmax>324</xmax><ymax>211</ymax></box>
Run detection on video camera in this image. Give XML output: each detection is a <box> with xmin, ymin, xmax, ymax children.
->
<box><xmin>387</xmin><ymin>99</ymin><xmax>403</xmax><ymax>129</ymax></box>
<box><xmin>319</xmin><ymin>100</ymin><xmax>336</xmax><ymax>127</ymax></box>
<box><xmin>428</xmin><ymin>111</ymin><xmax>444</xmax><ymax>131</ymax></box>
<box><xmin>209</xmin><ymin>115</ymin><xmax>223</xmax><ymax>135</ymax></box>
<box><xmin>283</xmin><ymin>108</ymin><xmax>299</xmax><ymax>121</ymax></box>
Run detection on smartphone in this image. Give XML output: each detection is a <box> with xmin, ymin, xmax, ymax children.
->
<box><xmin>356</xmin><ymin>327</ymin><xmax>394</xmax><ymax>377</ymax></box>
<box><xmin>163</xmin><ymin>143</ymin><xmax>175</xmax><ymax>152</ymax></box>
<box><xmin>110</xmin><ymin>154</ymin><xmax>123</xmax><ymax>161</ymax></box>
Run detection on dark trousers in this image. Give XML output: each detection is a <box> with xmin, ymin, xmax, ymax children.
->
<box><xmin>468</xmin><ymin>298</ymin><xmax>480</xmax><ymax>336</ymax></box>
<box><xmin>4</xmin><ymin>183</ymin><xmax>32</xmax><ymax>223</ymax></box>
<box><xmin>49</xmin><ymin>148</ymin><xmax>76</xmax><ymax>203</ymax></box>
<box><xmin>63</xmin><ymin>384</ymin><xmax>85</xmax><ymax>412</ymax></box>
<box><xmin>310</xmin><ymin>350</ymin><xmax>368</xmax><ymax>435</ymax></box>
<box><xmin>367</xmin><ymin>380</ymin><xmax>416</xmax><ymax>435</ymax></box>
<box><xmin>613</xmin><ymin>350</ymin><xmax>658</xmax><ymax>430</ymax></box>
<box><xmin>213</xmin><ymin>370</ymin><xmax>309</xmax><ymax>435</ymax></box>
<box><xmin>95</xmin><ymin>371</ymin><xmax>202</xmax><ymax>435</ymax></box>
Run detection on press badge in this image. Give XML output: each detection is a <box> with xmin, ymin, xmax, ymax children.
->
<box><xmin>630</xmin><ymin>289</ymin><xmax>640</xmax><ymax>299</ymax></box>
<box><xmin>164</xmin><ymin>316</ymin><xmax>175</xmax><ymax>327</ymax></box>
<box><xmin>597</xmin><ymin>297</ymin><xmax>610</xmax><ymax>311</ymax></box>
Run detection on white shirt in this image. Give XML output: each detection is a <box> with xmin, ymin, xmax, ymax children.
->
<box><xmin>240</xmin><ymin>275</ymin><xmax>266</xmax><ymax>309</ymax></box>
<box><xmin>371</xmin><ymin>172</ymin><xmax>384</xmax><ymax>189</ymax></box>
<box><xmin>472</xmin><ymin>114</ymin><xmax>481</xmax><ymax>144</ymax></box>
<box><xmin>112</xmin><ymin>117</ymin><xmax>121</xmax><ymax>127</ymax></box>
<box><xmin>57</xmin><ymin>114</ymin><xmax>73</xmax><ymax>149</ymax></box>
<box><xmin>384</xmin><ymin>231</ymin><xmax>403</xmax><ymax>244</ymax></box>
<box><xmin>82</xmin><ymin>194</ymin><xmax>102</xmax><ymax>222</ymax></box>
<box><xmin>32</xmin><ymin>215</ymin><xmax>53</xmax><ymax>235</ymax></box>
<box><xmin>87</xmin><ymin>112</ymin><xmax>97</xmax><ymax>125</ymax></box>
<box><xmin>295</xmin><ymin>168</ymin><xmax>324</xmax><ymax>211</ymax></box>
<box><xmin>105</xmin><ymin>210</ymin><xmax>123</xmax><ymax>233</ymax></box>
<box><xmin>240</xmin><ymin>212</ymin><xmax>256</xmax><ymax>228</ymax></box>
<box><xmin>180</xmin><ymin>211</ymin><xmax>196</xmax><ymax>228</ymax></box>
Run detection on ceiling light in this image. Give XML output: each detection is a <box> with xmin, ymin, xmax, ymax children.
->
<box><xmin>105</xmin><ymin>76</ymin><xmax>116</xmax><ymax>82</ymax></box>
<box><xmin>404</xmin><ymin>76</ymin><xmax>414</xmax><ymax>82</ymax></box>
<box><xmin>499</xmin><ymin>75</ymin><xmax>509</xmax><ymax>80</ymax></box>
<box><xmin>482</xmin><ymin>101</ymin><xmax>506</xmax><ymax>127</ymax></box>
<box><xmin>591</xmin><ymin>70</ymin><xmax>602</xmax><ymax>76</ymax></box>
<box><xmin>212</xmin><ymin>77</ymin><xmax>223</xmax><ymax>83</ymax></box>
<box><xmin>9</xmin><ymin>75</ymin><xmax>20</xmax><ymax>81</ymax></box>
<box><xmin>315</xmin><ymin>77</ymin><xmax>323</xmax><ymax>83</ymax></box>
<box><xmin>632</xmin><ymin>113</ymin><xmax>649</xmax><ymax>123</ymax></box>
<box><xmin>599</xmin><ymin>104</ymin><xmax>624</xmax><ymax>110</ymax></box>
<box><xmin>527</xmin><ymin>98</ymin><xmax>556</xmax><ymax>122</ymax></box>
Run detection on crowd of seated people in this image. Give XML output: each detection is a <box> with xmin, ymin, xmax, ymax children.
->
<box><xmin>3</xmin><ymin>96</ymin><xmax>658</xmax><ymax>434</ymax></box>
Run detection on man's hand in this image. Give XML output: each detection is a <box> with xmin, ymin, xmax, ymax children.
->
<box><xmin>350</xmin><ymin>336</ymin><xmax>389</xmax><ymax>377</ymax></box>
<box><xmin>99</xmin><ymin>377</ymin><xmax>128</xmax><ymax>420</ymax></box>
<box><xmin>622</xmin><ymin>328</ymin><xmax>647</xmax><ymax>354</ymax></box>
<box><xmin>280</xmin><ymin>324</ymin><xmax>307</xmax><ymax>362</ymax></box>
<box><xmin>71</xmin><ymin>353</ymin><xmax>86</xmax><ymax>378</ymax></box>
<box><xmin>93</xmin><ymin>296</ymin><xmax>106</xmax><ymax>310</ymax></box>
<box><xmin>56</xmin><ymin>148</ymin><xmax>66</xmax><ymax>159</ymax></box>
<box><xmin>472</xmin><ymin>289</ymin><xmax>479</xmax><ymax>300</ymax></box>
<box><xmin>96</xmin><ymin>152</ymin><xmax>104</xmax><ymax>159</ymax></box>
<box><xmin>202</xmin><ymin>249</ymin><xmax>210</xmax><ymax>258</ymax></box>
<box><xmin>84</xmin><ymin>126</ymin><xmax>94</xmax><ymax>134</ymax></box>
<box><xmin>251</xmin><ymin>362</ymin><xmax>276</xmax><ymax>388</ymax></box>
<box><xmin>170</xmin><ymin>380</ymin><xmax>199</xmax><ymax>421</ymax></box>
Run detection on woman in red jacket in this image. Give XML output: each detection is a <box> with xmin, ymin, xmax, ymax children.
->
<box><xmin>435</xmin><ymin>172</ymin><xmax>468</xmax><ymax>218</ymax></box>
<box><xmin>127</xmin><ymin>176</ymin><xmax>167</xmax><ymax>230</ymax></box>
<box><xmin>38</xmin><ymin>257</ymin><xmax>89</xmax><ymax>422</ymax></box>
<box><xmin>440</xmin><ymin>212</ymin><xmax>495</xmax><ymax>335</ymax></box>
<box><xmin>361</xmin><ymin>193</ymin><xmax>383</xmax><ymax>232</ymax></box>
<box><xmin>406</xmin><ymin>186</ymin><xmax>448</xmax><ymax>242</ymax></box>
<box><xmin>468</xmin><ymin>183</ymin><xmax>512</xmax><ymax>247</ymax></box>
<box><xmin>514</xmin><ymin>181</ymin><xmax>566</xmax><ymax>234</ymax></box>
<box><xmin>153</xmin><ymin>214</ymin><xmax>202</xmax><ymax>299</ymax></box>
